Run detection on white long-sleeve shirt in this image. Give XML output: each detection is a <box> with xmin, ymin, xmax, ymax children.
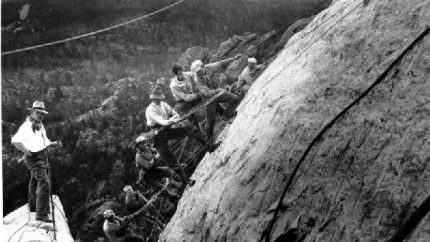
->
<box><xmin>145</xmin><ymin>101</ymin><xmax>179</xmax><ymax>127</ymax></box>
<box><xmin>11</xmin><ymin>119</ymin><xmax>51</xmax><ymax>153</ymax></box>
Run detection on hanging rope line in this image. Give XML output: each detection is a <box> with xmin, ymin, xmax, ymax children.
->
<box><xmin>7</xmin><ymin>204</ymin><xmax>33</xmax><ymax>242</ymax></box>
<box><xmin>1</xmin><ymin>0</ymin><xmax>185</xmax><ymax>56</ymax></box>
<box><xmin>256</xmin><ymin>0</ymin><xmax>332</xmax><ymax>50</ymax></box>
<box><xmin>261</xmin><ymin>26</ymin><xmax>430</xmax><ymax>242</ymax></box>
<box><xmin>257</xmin><ymin>0</ymin><xmax>360</xmax><ymax>93</ymax></box>
<box><xmin>47</xmin><ymin>158</ymin><xmax>57</xmax><ymax>241</ymax></box>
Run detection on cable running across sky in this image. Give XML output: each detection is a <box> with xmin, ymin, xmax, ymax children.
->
<box><xmin>1</xmin><ymin>0</ymin><xmax>185</xmax><ymax>56</ymax></box>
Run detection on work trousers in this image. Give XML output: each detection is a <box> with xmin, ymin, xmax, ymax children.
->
<box><xmin>139</xmin><ymin>166</ymin><xmax>182</xmax><ymax>190</ymax></box>
<box><xmin>174</xmin><ymin>91</ymin><xmax>240</xmax><ymax>139</ymax></box>
<box><xmin>153</xmin><ymin>126</ymin><xmax>206</xmax><ymax>182</ymax></box>
<box><xmin>24</xmin><ymin>150</ymin><xmax>50</xmax><ymax>218</ymax></box>
<box><xmin>205</xmin><ymin>91</ymin><xmax>240</xmax><ymax>138</ymax></box>
<box><xmin>174</xmin><ymin>97</ymin><xmax>206</xmax><ymax>124</ymax></box>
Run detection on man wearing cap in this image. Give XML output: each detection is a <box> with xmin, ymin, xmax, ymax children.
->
<box><xmin>145</xmin><ymin>86</ymin><xmax>218</xmax><ymax>186</ymax></box>
<box><xmin>190</xmin><ymin>55</ymin><xmax>242</xmax><ymax>140</ymax></box>
<box><xmin>134</xmin><ymin>133</ymin><xmax>182</xmax><ymax>194</ymax></box>
<box><xmin>123</xmin><ymin>185</ymin><xmax>149</xmax><ymax>214</ymax></box>
<box><xmin>11</xmin><ymin>101</ymin><xmax>62</xmax><ymax>223</ymax></box>
<box><xmin>235</xmin><ymin>57</ymin><xmax>263</xmax><ymax>96</ymax></box>
<box><xmin>103</xmin><ymin>209</ymin><xmax>145</xmax><ymax>242</ymax></box>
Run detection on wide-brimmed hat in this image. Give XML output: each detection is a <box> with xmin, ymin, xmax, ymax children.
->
<box><xmin>28</xmin><ymin>101</ymin><xmax>48</xmax><ymax>114</ymax></box>
<box><xmin>190</xmin><ymin>60</ymin><xmax>204</xmax><ymax>73</ymax></box>
<box><xmin>149</xmin><ymin>86</ymin><xmax>165</xmax><ymax>100</ymax></box>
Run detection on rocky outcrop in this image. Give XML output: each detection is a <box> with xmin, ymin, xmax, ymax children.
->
<box><xmin>160</xmin><ymin>0</ymin><xmax>430</xmax><ymax>241</ymax></box>
<box><xmin>177</xmin><ymin>46</ymin><xmax>211</xmax><ymax>71</ymax></box>
<box><xmin>3</xmin><ymin>196</ymin><xmax>74</xmax><ymax>242</ymax></box>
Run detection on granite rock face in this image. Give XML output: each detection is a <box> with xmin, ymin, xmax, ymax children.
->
<box><xmin>160</xmin><ymin>0</ymin><xmax>430</xmax><ymax>241</ymax></box>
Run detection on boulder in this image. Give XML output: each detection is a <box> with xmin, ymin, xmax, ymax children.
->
<box><xmin>225</xmin><ymin>55</ymin><xmax>248</xmax><ymax>81</ymax></box>
<box><xmin>160</xmin><ymin>0</ymin><xmax>430</xmax><ymax>241</ymax></box>
<box><xmin>177</xmin><ymin>46</ymin><xmax>209</xmax><ymax>70</ymax></box>
<box><xmin>216</xmin><ymin>33</ymin><xmax>258</xmax><ymax>60</ymax></box>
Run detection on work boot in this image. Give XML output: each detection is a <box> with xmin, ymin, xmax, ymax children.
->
<box><xmin>188</xmin><ymin>179</ymin><xmax>196</xmax><ymax>187</ymax></box>
<box><xmin>206</xmin><ymin>141</ymin><xmax>221</xmax><ymax>152</ymax></box>
<box><xmin>36</xmin><ymin>215</ymin><xmax>53</xmax><ymax>223</ymax></box>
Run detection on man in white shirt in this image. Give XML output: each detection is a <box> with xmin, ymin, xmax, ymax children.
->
<box><xmin>170</xmin><ymin>64</ymin><xmax>206</xmax><ymax>124</ymax></box>
<box><xmin>190</xmin><ymin>56</ymin><xmax>241</xmax><ymax>139</ymax></box>
<box><xmin>145</xmin><ymin>86</ymin><xmax>219</xmax><ymax>186</ymax></box>
<box><xmin>11</xmin><ymin>101</ymin><xmax>62</xmax><ymax>222</ymax></box>
<box><xmin>235</xmin><ymin>57</ymin><xmax>263</xmax><ymax>96</ymax></box>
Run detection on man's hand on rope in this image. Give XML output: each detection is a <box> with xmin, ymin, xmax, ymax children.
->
<box><xmin>215</xmin><ymin>88</ymin><xmax>225</xmax><ymax>94</ymax></box>
<box><xmin>50</xmin><ymin>141</ymin><xmax>63</xmax><ymax>149</ymax></box>
<box><xmin>233</xmin><ymin>53</ymin><xmax>243</xmax><ymax>60</ymax></box>
<box><xmin>195</xmin><ymin>91</ymin><xmax>205</xmax><ymax>100</ymax></box>
<box><xmin>224</xmin><ymin>85</ymin><xmax>232</xmax><ymax>92</ymax></box>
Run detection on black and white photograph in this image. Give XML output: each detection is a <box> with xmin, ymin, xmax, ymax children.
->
<box><xmin>2</xmin><ymin>0</ymin><xmax>430</xmax><ymax>241</ymax></box>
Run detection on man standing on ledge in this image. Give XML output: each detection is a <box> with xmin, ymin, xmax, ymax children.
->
<box><xmin>11</xmin><ymin>101</ymin><xmax>62</xmax><ymax>223</ymax></box>
<box><xmin>145</xmin><ymin>86</ymin><xmax>219</xmax><ymax>186</ymax></box>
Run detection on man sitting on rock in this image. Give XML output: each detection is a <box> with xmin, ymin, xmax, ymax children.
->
<box><xmin>145</xmin><ymin>86</ymin><xmax>219</xmax><ymax>186</ymax></box>
<box><xmin>103</xmin><ymin>209</ymin><xmax>145</xmax><ymax>242</ymax></box>
<box><xmin>190</xmin><ymin>55</ymin><xmax>242</xmax><ymax>140</ymax></box>
<box><xmin>134</xmin><ymin>133</ymin><xmax>182</xmax><ymax>197</ymax></box>
<box><xmin>234</xmin><ymin>57</ymin><xmax>264</xmax><ymax>97</ymax></box>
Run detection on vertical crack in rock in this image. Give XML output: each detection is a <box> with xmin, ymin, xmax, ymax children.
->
<box><xmin>160</xmin><ymin>0</ymin><xmax>430</xmax><ymax>241</ymax></box>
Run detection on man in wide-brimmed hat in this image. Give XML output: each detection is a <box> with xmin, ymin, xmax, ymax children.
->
<box><xmin>11</xmin><ymin>101</ymin><xmax>62</xmax><ymax>222</ymax></box>
<box><xmin>145</xmin><ymin>86</ymin><xmax>219</xmax><ymax>186</ymax></box>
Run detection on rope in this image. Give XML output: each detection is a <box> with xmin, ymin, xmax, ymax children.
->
<box><xmin>7</xmin><ymin>205</ymin><xmax>32</xmax><ymax>242</ymax></box>
<box><xmin>47</xmin><ymin>159</ymin><xmax>57</xmax><ymax>241</ymax></box>
<box><xmin>261</xmin><ymin>26</ymin><xmax>430</xmax><ymax>242</ymax></box>
<box><xmin>53</xmin><ymin>202</ymin><xmax>68</xmax><ymax>223</ymax></box>
<box><xmin>17</xmin><ymin>222</ymin><xmax>43</xmax><ymax>242</ymax></box>
<box><xmin>258</xmin><ymin>0</ymin><xmax>360</xmax><ymax>93</ymax></box>
<box><xmin>122</xmin><ymin>183</ymin><xmax>169</xmax><ymax>228</ymax></box>
<box><xmin>256</xmin><ymin>0</ymin><xmax>332</xmax><ymax>50</ymax></box>
<box><xmin>149</xmin><ymin>196</ymin><xmax>165</xmax><ymax>240</ymax></box>
<box><xmin>1</xmin><ymin>0</ymin><xmax>185</xmax><ymax>56</ymax></box>
<box><xmin>150</xmin><ymin>90</ymin><xmax>227</xmax><ymax>136</ymax></box>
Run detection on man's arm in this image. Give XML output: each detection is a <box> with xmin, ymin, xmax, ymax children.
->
<box><xmin>205</xmin><ymin>54</ymin><xmax>242</xmax><ymax>72</ymax></box>
<box><xmin>146</xmin><ymin>107</ymin><xmax>173</xmax><ymax>126</ymax></box>
<box><xmin>163</xmin><ymin>102</ymin><xmax>180</xmax><ymax>119</ymax></box>
<box><xmin>137</xmin><ymin>191</ymin><xmax>150</xmax><ymax>204</ymax></box>
<box><xmin>11</xmin><ymin>122</ymin><xmax>31</xmax><ymax>155</ymax></box>
<box><xmin>193</xmin><ymin>77</ymin><xmax>221</xmax><ymax>97</ymax></box>
<box><xmin>170</xmin><ymin>85</ymin><xmax>199</xmax><ymax>102</ymax></box>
